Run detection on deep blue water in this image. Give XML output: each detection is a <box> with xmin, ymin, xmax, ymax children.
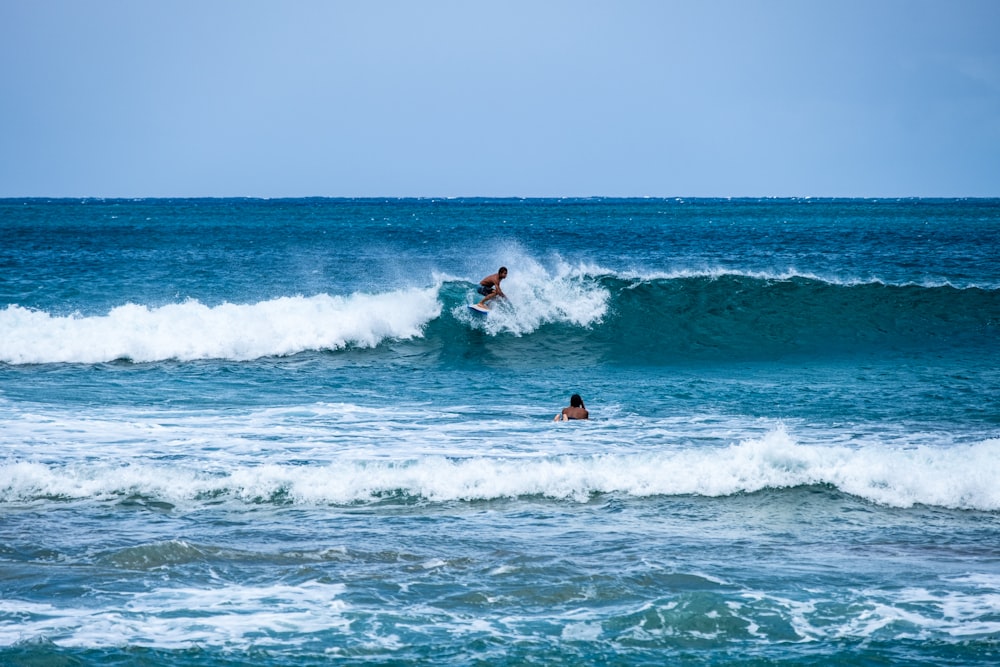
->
<box><xmin>1</xmin><ymin>198</ymin><xmax>999</xmax><ymax>665</ymax></box>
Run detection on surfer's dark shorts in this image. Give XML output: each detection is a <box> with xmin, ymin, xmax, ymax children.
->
<box><xmin>477</xmin><ymin>285</ymin><xmax>495</xmax><ymax>296</ymax></box>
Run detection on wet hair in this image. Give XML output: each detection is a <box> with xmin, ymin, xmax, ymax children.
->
<box><xmin>570</xmin><ymin>394</ymin><xmax>584</xmax><ymax>408</ymax></box>
<box><xmin>499</xmin><ymin>266</ymin><xmax>508</xmax><ymax>275</ymax></box>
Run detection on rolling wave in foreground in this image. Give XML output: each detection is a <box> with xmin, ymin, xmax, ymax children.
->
<box><xmin>2</xmin><ymin>427</ymin><xmax>998</xmax><ymax>510</ymax></box>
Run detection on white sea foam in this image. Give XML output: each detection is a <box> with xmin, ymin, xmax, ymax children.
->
<box><xmin>824</xmin><ymin>585</ymin><xmax>1000</xmax><ymax>640</ymax></box>
<box><xmin>0</xmin><ymin>288</ymin><xmax>441</xmax><ymax>364</ymax></box>
<box><xmin>0</xmin><ymin>582</ymin><xmax>349</xmax><ymax>649</ymax></box>
<box><xmin>459</xmin><ymin>253</ymin><xmax>609</xmax><ymax>335</ymax></box>
<box><xmin>4</xmin><ymin>576</ymin><xmax>995</xmax><ymax>650</ymax></box>
<box><xmin>2</xmin><ymin>427</ymin><xmax>998</xmax><ymax>510</ymax></box>
<box><xmin>602</xmin><ymin>265</ymin><xmax>1000</xmax><ymax>290</ymax></box>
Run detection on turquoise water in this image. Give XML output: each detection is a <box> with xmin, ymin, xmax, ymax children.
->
<box><xmin>1</xmin><ymin>198</ymin><xmax>998</xmax><ymax>665</ymax></box>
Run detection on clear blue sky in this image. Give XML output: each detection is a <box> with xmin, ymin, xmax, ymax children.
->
<box><xmin>2</xmin><ymin>0</ymin><xmax>998</xmax><ymax>198</ymax></box>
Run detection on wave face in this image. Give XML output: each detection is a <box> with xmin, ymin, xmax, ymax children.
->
<box><xmin>3</xmin><ymin>273</ymin><xmax>995</xmax><ymax>365</ymax></box>
<box><xmin>586</xmin><ymin>274</ymin><xmax>999</xmax><ymax>362</ymax></box>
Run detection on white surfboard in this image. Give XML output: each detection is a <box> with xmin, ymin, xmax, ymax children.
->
<box><xmin>467</xmin><ymin>303</ymin><xmax>490</xmax><ymax>316</ymax></box>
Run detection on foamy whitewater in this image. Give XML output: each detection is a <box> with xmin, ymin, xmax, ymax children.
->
<box><xmin>1</xmin><ymin>198</ymin><xmax>998</xmax><ymax>665</ymax></box>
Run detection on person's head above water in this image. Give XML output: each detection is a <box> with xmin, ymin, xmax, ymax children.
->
<box><xmin>570</xmin><ymin>394</ymin><xmax>584</xmax><ymax>408</ymax></box>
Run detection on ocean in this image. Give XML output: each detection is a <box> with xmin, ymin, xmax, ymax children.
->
<box><xmin>1</xmin><ymin>197</ymin><xmax>998</xmax><ymax>665</ymax></box>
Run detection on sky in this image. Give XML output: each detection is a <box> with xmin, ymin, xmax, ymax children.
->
<box><xmin>1</xmin><ymin>0</ymin><xmax>998</xmax><ymax>198</ymax></box>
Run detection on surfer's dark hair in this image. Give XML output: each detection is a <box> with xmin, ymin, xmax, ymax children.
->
<box><xmin>499</xmin><ymin>266</ymin><xmax>508</xmax><ymax>274</ymax></box>
<box><xmin>570</xmin><ymin>394</ymin><xmax>584</xmax><ymax>408</ymax></box>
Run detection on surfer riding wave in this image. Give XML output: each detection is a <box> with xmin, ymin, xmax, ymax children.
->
<box><xmin>476</xmin><ymin>267</ymin><xmax>508</xmax><ymax>308</ymax></box>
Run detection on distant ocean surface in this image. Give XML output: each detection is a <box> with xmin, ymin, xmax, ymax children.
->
<box><xmin>1</xmin><ymin>198</ymin><xmax>998</xmax><ymax>666</ymax></box>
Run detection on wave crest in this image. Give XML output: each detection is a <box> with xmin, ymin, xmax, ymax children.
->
<box><xmin>0</xmin><ymin>289</ymin><xmax>442</xmax><ymax>364</ymax></box>
<box><xmin>2</xmin><ymin>270</ymin><xmax>997</xmax><ymax>365</ymax></box>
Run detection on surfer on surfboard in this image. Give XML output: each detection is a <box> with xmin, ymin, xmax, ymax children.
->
<box><xmin>476</xmin><ymin>266</ymin><xmax>507</xmax><ymax>308</ymax></box>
